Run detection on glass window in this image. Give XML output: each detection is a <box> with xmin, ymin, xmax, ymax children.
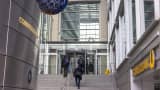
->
<box><xmin>144</xmin><ymin>0</ymin><xmax>154</xmax><ymax>29</ymax></box>
<box><xmin>80</xmin><ymin>30</ymin><xmax>86</xmax><ymax>35</ymax></box>
<box><xmin>132</xmin><ymin>0</ymin><xmax>137</xmax><ymax>44</ymax></box>
<box><xmin>61</xmin><ymin>3</ymin><xmax>100</xmax><ymax>41</ymax></box>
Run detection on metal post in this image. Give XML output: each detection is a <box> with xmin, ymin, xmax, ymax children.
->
<box><xmin>85</xmin><ymin>49</ymin><xmax>87</xmax><ymax>74</ymax></box>
<box><xmin>100</xmin><ymin>56</ymin><xmax>101</xmax><ymax>75</ymax></box>
<box><xmin>56</xmin><ymin>50</ymin><xmax>58</xmax><ymax>75</ymax></box>
<box><xmin>95</xmin><ymin>50</ymin><xmax>97</xmax><ymax>75</ymax></box>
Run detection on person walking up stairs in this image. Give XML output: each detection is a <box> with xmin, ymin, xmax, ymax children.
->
<box><xmin>73</xmin><ymin>66</ymin><xmax>83</xmax><ymax>89</ymax></box>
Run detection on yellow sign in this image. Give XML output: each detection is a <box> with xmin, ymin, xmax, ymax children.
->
<box><xmin>132</xmin><ymin>50</ymin><xmax>155</xmax><ymax>76</ymax></box>
<box><xmin>149</xmin><ymin>50</ymin><xmax>155</xmax><ymax>69</ymax></box>
<box><xmin>19</xmin><ymin>17</ymin><xmax>38</xmax><ymax>38</ymax></box>
<box><xmin>105</xmin><ymin>68</ymin><xmax>111</xmax><ymax>76</ymax></box>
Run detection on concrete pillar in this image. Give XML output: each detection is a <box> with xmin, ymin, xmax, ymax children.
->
<box><xmin>52</xmin><ymin>15</ymin><xmax>60</xmax><ymax>41</ymax></box>
<box><xmin>100</xmin><ymin>0</ymin><xmax>108</xmax><ymax>41</ymax></box>
<box><xmin>115</xmin><ymin>28</ymin><xmax>119</xmax><ymax>67</ymax></box>
<box><xmin>124</xmin><ymin>0</ymin><xmax>134</xmax><ymax>53</ymax></box>
<box><xmin>130</xmin><ymin>70</ymin><xmax>142</xmax><ymax>90</ymax></box>
<box><xmin>154</xmin><ymin>0</ymin><xmax>160</xmax><ymax>20</ymax></box>
<box><xmin>135</xmin><ymin>0</ymin><xmax>145</xmax><ymax>40</ymax></box>
<box><xmin>119</xmin><ymin>16</ymin><xmax>122</xmax><ymax>64</ymax></box>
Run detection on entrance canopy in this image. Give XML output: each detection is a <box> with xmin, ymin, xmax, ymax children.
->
<box><xmin>40</xmin><ymin>41</ymin><xmax>108</xmax><ymax>51</ymax></box>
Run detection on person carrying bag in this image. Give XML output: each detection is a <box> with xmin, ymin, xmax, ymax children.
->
<box><xmin>73</xmin><ymin>66</ymin><xmax>83</xmax><ymax>89</ymax></box>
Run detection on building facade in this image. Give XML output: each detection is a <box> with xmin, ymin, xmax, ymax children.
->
<box><xmin>108</xmin><ymin>0</ymin><xmax>160</xmax><ymax>90</ymax></box>
<box><xmin>0</xmin><ymin>0</ymin><xmax>41</xmax><ymax>90</ymax></box>
<box><xmin>39</xmin><ymin>0</ymin><xmax>109</xmax><ymax>76</ymax></box>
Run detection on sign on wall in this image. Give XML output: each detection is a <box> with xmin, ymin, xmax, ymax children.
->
<box><xmin>19</xmin><ymin>17</ymin><xmax>38</xmax><ymax>38</ymax></box>
<box><xmin>132</xmin><ymin>50</ymin><xmax>155</xmax><ymax>76</ymax></box>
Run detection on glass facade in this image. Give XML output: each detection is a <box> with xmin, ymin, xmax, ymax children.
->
<box><xmin>40</xmin><ymin>13</ymin><xmax>53</xmax><ymax>42</ymax></box>
<box><xmin>38</xmin><ymin>3</ymin><xmax>108</xmax><ymax>75</ymax></box>
<box><xmin>61</xmin><ymin>3</ymin><xmax>100</xmax><ymax>41</ymax></box>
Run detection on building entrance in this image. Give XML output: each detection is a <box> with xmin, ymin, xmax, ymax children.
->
<box><xmin>59</xmin><ymin>50</ymin><xmax>95</xmax><ymax>75</ymax></box>
<box><xmin>39</xmin><ymin>43</ymin><xmax>108</xmax><ymax>76</ymax></box>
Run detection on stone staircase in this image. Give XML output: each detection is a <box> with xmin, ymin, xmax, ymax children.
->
<box><xmin>37</xmin><ymin>74</ymin><xmax>116</xmax><ymax>90</ymax></box>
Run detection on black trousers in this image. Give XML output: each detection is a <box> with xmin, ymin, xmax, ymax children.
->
<box><xmin>63</xmin><ymin>66</ymin><xmax>69</xmax><ymax>77</ymax></box>
<box><xmin>75</xmin><ymin>76</ymin><xmax>81</xmax><ymax>88</ymax></box>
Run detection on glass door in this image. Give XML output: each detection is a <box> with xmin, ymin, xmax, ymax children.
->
<box><xmin>86</xmin><ymin>54</ymin><xmax>95</xmax><ymax>74</ymax></box>
<box><xmin>96</xmin><ymin>55</ymin><xmax>107</xmax><ymax>75</ymax></box>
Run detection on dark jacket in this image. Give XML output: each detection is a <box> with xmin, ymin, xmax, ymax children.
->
<box><xmin>62</xmin><ymin>56</ymin><xmax>69</xmax><ymax>68</ymax></box>
<box><xmin>74</xmin><ymin>67</ymin><xmax>83</xmax><ymax>79</ymax></box>
<box><xmin>78</xmin><ymin>58</ymin><xmax>85</xmax><ymax>73</ymax></box>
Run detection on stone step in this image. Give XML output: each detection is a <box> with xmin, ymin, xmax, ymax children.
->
<box><xmin>38</xmin><ymin>79</ymin><xmax>113</xmax><ymax>85</ymax></box>
<box><xmin>37</xmin><ymin>75</ymin><xmax>115</xmax><ymax>90</ymax></box>
<box><xmin>38</xmin><ymin>75</ymin><xmax>112</xmax><ymax>79</ymax></box>
<box><xmin>38</xmin><ymin>87</ymin><xmax>114</xmax><ymax>90</ymax></box>
<box><xmin>38</xmin><ymin>75</ymin><xmax>64</xmax><ymax>80</ymax></box>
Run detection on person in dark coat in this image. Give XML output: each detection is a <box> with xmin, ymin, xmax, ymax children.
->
<box><xmin>77</xmin><ymin>56</ymin><xmax>85</xmax><ymax>74</ymax></box>
<box><xmin>73</xmin><ymin>66</ymin><xmax>83</xmax><ymax>89</ymax></box>
<box><xmin>62</xmin><ymin>55</ymin><xmax>69</xmax><ymax>77</ymax></box>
